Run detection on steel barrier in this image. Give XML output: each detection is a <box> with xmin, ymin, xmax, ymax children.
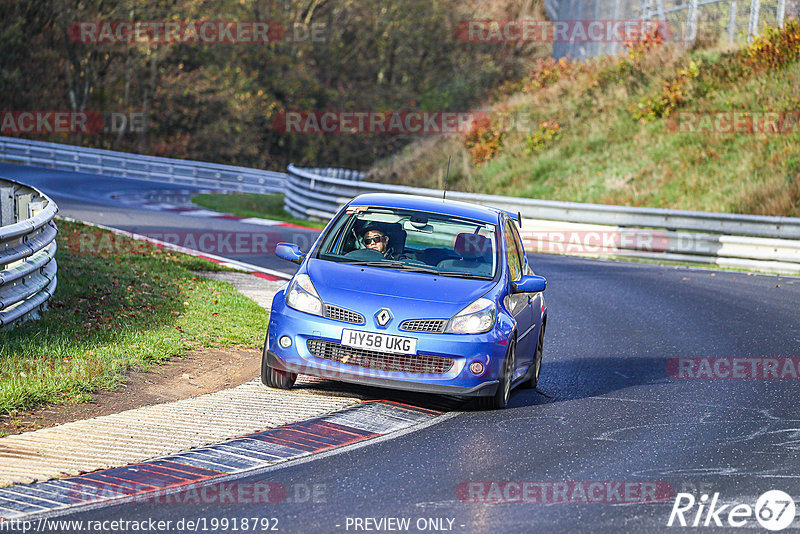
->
<box><xmin>0</xmin><ymin>136</ymin><xmax>286</xmax><ymax>194</ymax></box>
<box><xmin>0</xmin><ymin>178</ymin><xmax>58</xmax><ymax>328</ymax></box>
<box><xmin>0</xmin><ymin>135</ymin><xmax>797</xmax><ymax>276</ymax></box>
<box><xmin>285</xmin><ymin>165</ymin><xmax>800</xmax><ymax>274</ymax></box>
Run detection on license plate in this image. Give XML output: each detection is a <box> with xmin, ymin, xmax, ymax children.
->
<box><xmin>341</xmin><ymin>329</ymin><xmax>417</xmax><ymax>355</ymax></box>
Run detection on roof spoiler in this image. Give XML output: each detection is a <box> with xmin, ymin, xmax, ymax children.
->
<box><xmin>503</xmin><ymin>210</ymin><xmax>522</xmax><ymax>227</ymax></box>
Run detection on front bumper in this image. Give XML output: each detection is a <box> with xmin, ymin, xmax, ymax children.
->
<box><xmin>265</xmin><ymin>350</ymin><xmax>499</xmax><ymax>397</ymax></box>
<box><xmin>267</xmin><ymin>291</ymin><xmax>514</xmax><ymax>398</ymax></box>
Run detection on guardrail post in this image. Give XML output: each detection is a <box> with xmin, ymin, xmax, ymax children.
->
<box><xmin>28</xmin><ymin>200</ymin><xmax>47</xmax><ymax>218</ymax></box>
<box><xmin>0</xmin><ymin>187</ymin><xmax>14</xmax><ymax>226</ymax></box>
<box><xmin>16</xmin><ymin>193</ymin><xmax>32</xmax><ymax>223</ymax></box>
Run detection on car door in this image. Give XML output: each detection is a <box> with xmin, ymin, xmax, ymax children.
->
<box><xmin>512</xmin><ymin>219</ymin><xmax>546</xmax><ymax>358</ymax></box>
<box><xmin>503</xmin><ymin>220</ymin><xmax>535</xmax><ymax>375</ymax></box>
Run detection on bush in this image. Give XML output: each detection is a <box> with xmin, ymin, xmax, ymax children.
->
<box><xmin>631</xmin><ymin>60</ymin><xmax>700</xmax><ymax>121</ymax></box>
<box><xmin>525</xmin><ymin>121</ymin><xmax>562</xmax><ymax>153</ymax></box>
<box><xmin>745</xmin><ymin>18</ymin><xmax>800</xmax><ymax>70</ymax></box>
<box><xmin>464</xmin><ymin>114</ymin><xmax>506</xmax><ymax>165</ymax></box>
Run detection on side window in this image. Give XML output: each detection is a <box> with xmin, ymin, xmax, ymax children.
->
<box><xmin>507</xmin><ymin>220</ymin><xmax>530</xmax><ymax>274</ymax></box>
<box><xmin>505</xmin><ymin>222</ymin><xmax>522</xmax><ymax>281</ymax></box>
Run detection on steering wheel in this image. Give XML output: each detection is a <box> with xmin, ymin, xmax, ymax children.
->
<box><xmin>344</xmin><ymin>248</ymin><xmax>387</xmax><ymax>260</ymax></box>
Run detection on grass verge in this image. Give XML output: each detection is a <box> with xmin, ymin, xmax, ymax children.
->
<box><xmin>0</xmin><ymin>220</ymin><xmax>269</xmax><ymax>418</ymax></box>
<box><xmin>192</xmin><ymin>192</ymin><xmax>327</xmax><ymax>229</ymax></box>
<box><xmin>370</xmin><ymin>22</ymin><xmax>800</xmax><ymax>217</ymax></box>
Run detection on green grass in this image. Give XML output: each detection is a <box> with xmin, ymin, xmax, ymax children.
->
<box><xmin>0</xmin><ymin>220</ymin><xmax>269</xmax><ymax>417</ymax></box>
<box><xmin>192</xmin><ymin>193</ymin><xmax>328</xmax><ymax>229</ymax></box>
<box><xmin>370</xmin><ymin>25</ymin><xmax>800</xmax><ymax>217</ymax></box>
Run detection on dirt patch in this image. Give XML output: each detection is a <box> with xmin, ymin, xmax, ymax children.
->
<box><xmin>1</xmin><ymin>348</ymin><xmax>261</xmax><ymax>436</ymax></box>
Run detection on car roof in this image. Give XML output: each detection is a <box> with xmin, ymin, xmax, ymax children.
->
<box><xmin>347</xmin><ymin>193</ymin><xmax>506</xmax><ymax>225</ymax></box>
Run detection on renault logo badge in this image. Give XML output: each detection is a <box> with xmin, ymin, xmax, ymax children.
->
<box><xmin>375</xmin><ymin>308</ymin><xmax>392</xmax><ymax>327</ymax></box>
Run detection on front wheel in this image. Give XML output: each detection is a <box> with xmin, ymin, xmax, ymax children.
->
<box><xmin>261</xmin><ymin>342</ymin><xmax>297</xmax><ymax>390</ymax></box>
<box><xmin>476</xmin><ymin>337</ymin><xmax>515</xmax><ymax>410</ymax></box>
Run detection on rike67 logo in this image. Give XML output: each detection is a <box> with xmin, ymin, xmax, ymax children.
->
<box><xmin>668</xmin><ymin>490</ymin><xmax>796</xmax><ymax>531</ymax></box>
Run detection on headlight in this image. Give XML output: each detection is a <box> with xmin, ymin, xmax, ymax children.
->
<box><xmin>445</xmin><ymin>298</ymin><xmax>496</xmax><ymax>334</ymax></box>
<box><xmin>286</xmin><ymin>274</ymin><xmax>323</xmax><ymax>316</ymax></box>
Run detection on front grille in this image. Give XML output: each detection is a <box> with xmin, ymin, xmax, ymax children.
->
<box><xmin>399</xmin><ymin>319</ymin><xmax>447</xmax><ymax>333</ymax></box>
<box><xmin>323</xmin><ymin>304</ymin><xmax>365</xmax><ymax>325</ymax></box>
<box><xmin>307</xmin><ymin>339</ymin><xmax>454</xmax><ymax>374</ymax></box>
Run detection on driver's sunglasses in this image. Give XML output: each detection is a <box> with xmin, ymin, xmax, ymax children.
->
<box><xmin>363</xmin><ymin>235</ymin><xmax>386</xmax><ymax>245</ymax></box>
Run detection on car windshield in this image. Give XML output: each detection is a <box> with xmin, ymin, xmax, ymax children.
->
<box><xmin>316</xmin><ymin>206</ymin><xmax>498</xmax><ymax>279</ymax></box>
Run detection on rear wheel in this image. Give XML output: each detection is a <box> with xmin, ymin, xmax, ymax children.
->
<box><xmin>261</xmin><ymin>340</ymin><xmax>297</xmax><ymax>390</ymax></box>
<box><xmin>525</xmin><ymin>323</ymin><xmax>545</xmax><ymax>389</ymax></box>
<box><xmin>476</xmin><ymin>337</ymin><xmax>515</xmax><ymax>410</ymax></box>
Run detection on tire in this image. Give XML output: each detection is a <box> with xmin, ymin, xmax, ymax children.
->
<box><xmin>476</xmin><ymin>337</ymin><xmax>516</xmax><ymax>410</ymax></box>
<box><xmin>524</xmin><ymin>323</ymin><xmax>545</xmax><ymax>389</ymax></box>
<box><xmin>261</xmin><ymin>340</ymin><xmax>297</xmax><ymax>390</ymax></box>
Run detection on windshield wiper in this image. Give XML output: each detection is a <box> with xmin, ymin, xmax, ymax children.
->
<box><xmin>391</xmin><ymin>263</ymin><xmax>441</xmax><ymax>275</ymax></box>
<box><xmin>342</xmin><ymin>260</ymin><xmax>491</xmax><ymax>279</ymax></box>
<box><xmin>343</xmin><ymin>261</ymin><xmax>398</xmax><ymax>268</ymax></box>
<box><xmin>437</xmin><ymin>271</ymin><xmax>493</xmax><ymax>280</ymax></box>
<box><xmin>346</xmin><ymin>261</ymin><xmax>439</xmax><ymax>274</ymax></box>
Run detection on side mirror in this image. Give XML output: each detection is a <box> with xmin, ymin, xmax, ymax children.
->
<box><xmin>512</xmin><ymin>275</ymin><xmax>546</xmax><ymax>293</ymax></box>
<box><xmin>275</xmin><ymin>243</ymin><xmax>305</xmax><ymax>265</ymax></box>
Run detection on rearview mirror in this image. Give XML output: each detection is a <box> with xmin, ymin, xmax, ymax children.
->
<box><xmin>511</xmin><ymin>275</ymin><xmax>546</xmax><ymax>293</ymax></box>
<box><xmin>403</xmin><ymin>220</ymin><xmax>434</xmax><ymax>233</ymax></box>
<box><xmin>275</xmin><ymin>243</ymin><xmax>305</xmax><ymax>265</ymax></box>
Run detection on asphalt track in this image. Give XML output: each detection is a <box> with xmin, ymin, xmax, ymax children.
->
<box><xmin>3</xmin><ymin>162</ymin><xmax>800</xmax><ymax>533</ymax></box>
<box><xmin>0</xmin><ymin>162</ymin><xmax>315</xmax><ymax>276</ymax></box>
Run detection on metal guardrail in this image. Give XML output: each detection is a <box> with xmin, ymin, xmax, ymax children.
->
<box><xmin>285</xmin><ymin>165</ymin><xmax>800</xmax><ymax>274</ymax></box>
<box><xmin>0</xmin><ymin>178</ymin><xmax>58</xmax><ymax>328</ymax></box>
<box><xmin>0</xmin><ymin>136</ymin><xmax>286</xmax><ymax>194</ymax></box>
<box><xmin>0</xmin><ymin>135</ymin><xmax>796</xmax><ymax>275</ymax></box>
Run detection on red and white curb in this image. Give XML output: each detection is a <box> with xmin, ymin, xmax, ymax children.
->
<box><xmin>0</xmin><ymin>401</ymin><xmax>442</xmax><ymax>520</ymax></box>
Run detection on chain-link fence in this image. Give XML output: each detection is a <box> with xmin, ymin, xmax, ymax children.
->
<box><xmin>641</xmin><ymin>0</ymin><xmax>789</xmax><ymax>45</ymax></box>
<box><xmin>547</xmin><ymin>0</ymin><xmax>798</xmax><ymax>59</ymax></box>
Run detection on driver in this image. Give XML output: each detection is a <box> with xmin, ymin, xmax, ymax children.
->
<box><xmin>362</xmin><ymin>227</ymin><xmax>392</xmax><ymax>257</ymax></box>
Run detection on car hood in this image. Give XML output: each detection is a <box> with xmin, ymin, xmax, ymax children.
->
<box><xmin>306</xmin><ymin>259</ymin><xmax>495</xmax><ymax>318</ymax></box>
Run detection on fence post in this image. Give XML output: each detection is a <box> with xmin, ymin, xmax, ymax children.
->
<box><xmin>748</xmin><ymin>0</ymin><xmax>761</xmax><ymax>42</ymax></box>
<box><xmin>686</xmin><ymin>0</ymin><xmax>699</xmax><ymax>45</ymax></box>
<box><xmin>728</xmin><ymin>1</ymin><xmax>738</xmax><ymax>43</ymax></box>
<box><xmin>610</xmin><ymin>0</ymin><xmax>622</xmax><ymax>57</ymax></box>
<box><xmin>778</xmin><ymin>0</ymin><xmax>786</xmax><ymax>27</ymax></box>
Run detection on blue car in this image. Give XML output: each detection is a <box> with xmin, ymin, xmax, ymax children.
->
<box><xmin>262</xmin><ymin>193</ymin><xmax>547</xmax><ymax>409</ymax></box>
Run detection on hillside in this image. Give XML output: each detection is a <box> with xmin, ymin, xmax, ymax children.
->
<box><xmin>0</xmin><ymin>0</ymin><xmax>548</xmax><ymax>171</ymax></box>
<box><xmin>368</xmin><ymin>22</ymin><xmax>800</xmax><ymax>217</ymax></box>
